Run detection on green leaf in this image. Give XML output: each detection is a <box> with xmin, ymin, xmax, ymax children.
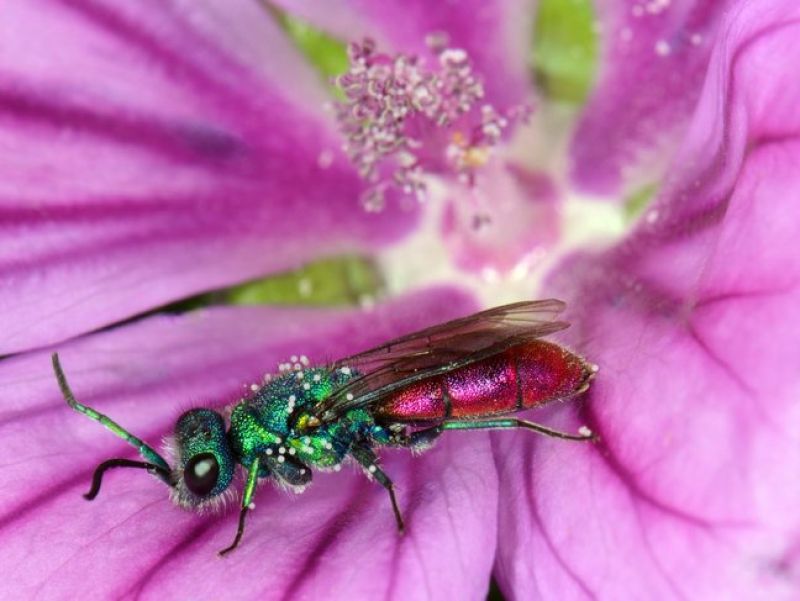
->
<box><xmin>532</xmin><ymin>0</ymin><xmax>599</xmax><ymax>104</ymax></box>
<box><xmin>159</xmin><ymin>256</ymin><xmax>384</xmax><ymax>314</ymax></box>
<box><xmin>224</xmin><ymin>256</ymin><xmax>383</xmax><ymax>306</ymax></box>
<box><xmin>270</xmin><ymin>6</ymin><xmax>349</xmax><ymax>83</ymax></box>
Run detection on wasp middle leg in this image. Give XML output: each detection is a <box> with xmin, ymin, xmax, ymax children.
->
<box><xmin>350</xmin><ymin>444</ymin><xmax>405</xmax><ymax>533</ymax></box>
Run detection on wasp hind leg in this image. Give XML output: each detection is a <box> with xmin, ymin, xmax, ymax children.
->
<box><xmin>409</xmin><ymin>418</ymin><xmax>598</xmax><ymax>443</ymax></box>
<box><xmin>350</xmin><ymin>445</ymin><xmax>405</xmax><ymax>533</ymax></box>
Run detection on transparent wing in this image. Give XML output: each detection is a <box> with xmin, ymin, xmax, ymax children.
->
<box><xmin>314</xmin><ymin>300</ymin><xmax>569</xmax><ymax>421</ymax></box>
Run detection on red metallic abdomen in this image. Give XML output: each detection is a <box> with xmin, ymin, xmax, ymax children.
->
<box><xmin>375</xmin><ymin>340</ymin><xmax>590</xmax><ymax>423</ymax></box>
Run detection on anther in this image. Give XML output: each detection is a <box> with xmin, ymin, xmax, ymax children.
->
<box><xmin>333</xmin><ymin>38</ymin><xmax>523</xmax><ymax>209</ymax></box>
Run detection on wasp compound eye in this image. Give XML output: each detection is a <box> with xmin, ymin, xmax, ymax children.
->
<box><xmin>184</xmin><ymin>453</ymin><xmax>219</xmax><ymax>497</ymax></box>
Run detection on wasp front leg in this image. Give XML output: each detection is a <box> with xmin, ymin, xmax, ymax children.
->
<box><xmin>350</xmin><ymin>445</ymin><xmax>405</xmax><ymax>533</ymax></box>
<box><xmin>219</xmin><ymin>456</ymin><xmax>261</xmax><ymax>557</ymax></box>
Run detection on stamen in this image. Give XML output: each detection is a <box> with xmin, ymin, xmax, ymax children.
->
<box><xmin>333</xmin><ymin>37</ymin><xmax>527</xmax><ymax>211</ymax></box>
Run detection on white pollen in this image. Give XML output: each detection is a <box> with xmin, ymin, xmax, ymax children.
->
<box><xmin>368</xmin><ymin>465</ymin><xmax>377</xmax><ymax>474</ymax></box>
<box><xmin>288</xmin><ymin>448</ymin><xmax>296</xmax><ymax>455</ymax></box>
<box><xmin>288</xmin><ymin>395</ymin><xmax>296</xmax><ymax>403</ymax></box>
<box><xmin>298</xmin><ymin>277</ymin><xmax>313</xmax><ymax>298</ymax></box>
<box><xmin>248</xmin><ymin>502</ymin><xmax>256</xmax><ymax>510</ymax></box>
<box><xmin>266</xmin><ymin>448</ymin><xmax>273</xmax><ymax>456</ymax></box>
<box><xmin>279</xmin><ymin>446</ymin><xmax>286</xmax><ymax>454</ymax></box>
<box><xmin>346</xmin><ymin>393</ymin><xmax>354</xmax><ymax>401</ymax></box>
<box><xmin>291</xmin><ymin>355</ymin><xmax>298</xmax><ymax>363</ymax></box>
<box><xmin>300</xmin><ymin>469</ymin><xmax>307</xmax><ymax>475</ymax></box>
<box><xmin>578</xmin><ymin>426</ymin><xmax>593</xmax><ymax>437</ymax></box>
<box><xmin>278</xmin><ymin>455</ymin><xmax>285</xmax><ymax>463</ymax></box>
<box><xmin>296</xmin><ymin>372</ymin><xmax>304</xmax><ymax>380</ymax></box>
<box><xmin>303</xmin><ymin>383</ymin><xmax>311</xmax><ymax>390</ymax></box>
<box><xmin>440</xmin><ymin>48</ymin><xmax>467</xmax><ymax>64</ymax></box>
<box><xmin>300</xmin><ymin>355</ymin><xmax>310</xmax><ymax>366</ymax></box>
<box><xmin>313</xmin><ymin>374</ymin><xmax>321</xmax><ymax>382</ymax></box>
<box><xmin>250</xmin><ymin>383</ymin><xmax>259</xmax><ymax>392</ymax></box>
<box><xmin>275</xmin><ymin>437</ymin><xmax>282</xmax><ymax>444</ymax></box>
<box><xmin>340</xmin><ymin>367</ymin><xmax>351</xmax><ymax>375</ymax></box>
<box><xmin>317</xmin><ymin>149</ymin><xmax>334</xmax><ymax>169</ymax></box>
<box><xmin>334</xmin><ymin>465</ymin><xmax>342</xmax><ymax>472</ymax></box>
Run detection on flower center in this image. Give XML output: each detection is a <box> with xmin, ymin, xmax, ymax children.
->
<box><xmin>334</xmin><ymin>37</ymin><xmax>528</xmax><ymax>211</ymax></box>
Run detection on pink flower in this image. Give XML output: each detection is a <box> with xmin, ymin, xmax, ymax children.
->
<box><xmin>1</xmin><ymin>1</ymin><xmax>798</xmax><ymax>599</ymax></box>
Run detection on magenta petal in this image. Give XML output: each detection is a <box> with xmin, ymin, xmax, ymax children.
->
<box><xmin>0</xmin><ymin>0</ymin><xmax>418</xmax><ymax>355</ymax></box>
<box><xmin>496</xmin><ymin>2</ymin><xmax>800</xmax><ymax>598</ymax></box>
<box><xmin>441</xmin><ymin>162</ymin><xmax>560</xmax><ymax>274</ymax></box>
<box><xmin>569</xmin><ymin>0</ymin><xmax>734</xmax><ymax>195</ymax></box>
<box><xmin>0</xmin><ymin>288</ymin><xmax>503</xmax><ymax>600</ymax></box>
<box><xmin>270</xmin><ymin>0</ymin><xmax>534</xmax><ymax>111</ymax></box>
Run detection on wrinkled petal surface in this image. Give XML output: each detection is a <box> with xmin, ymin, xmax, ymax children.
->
<box><xmin>0</xmin><ymin>0</ymin><xmax>417</xmax><ymax>355</ymax></box>
<box><xmin>496</xmin><ymin>2</ymin><xmax>800</xmax><ymax>598</ymax></box>
<box><xmin>570</xmin><ymin>0</ymin><xmax>734</xmax><ymax>195</ymax></box>
<box><xmin>0</xmin><ymin>288</ymin><xmax>505</xmax><ymax>600</ymax></box>
<box><xmin>270</xmin><ymin>0</ymin><xmax>535</xmax><ymax>111</ymax></box>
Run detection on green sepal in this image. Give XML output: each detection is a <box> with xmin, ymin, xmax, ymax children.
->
<box><xmin>225</xmin><ymin>255</ymin><xmax>383</xmax><ymax>307</ymax></box>
<box><xmin>624</xmin><ymin>182</ymin><xmax>659</xmax><ymax>221</ymax></box>
<box><xmin>532</xmin><ymin>0</ymin><xmax>598</xmax><ymax>104</ymax></box>
<box><xmin>270</xmin><ymin>6</ymin><xmax>349</xmax><ymax>85</ymax></box>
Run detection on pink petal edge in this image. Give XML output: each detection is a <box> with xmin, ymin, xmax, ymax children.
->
<box><xmin>569</xmin><ymin>0</ymin><xmax>735</xmax><ymax>196</ymax></box>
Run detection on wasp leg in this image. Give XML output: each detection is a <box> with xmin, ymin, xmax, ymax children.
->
<box><xmin>403</xmin><ymin>427</ymin><xmax>444</xmax><ymax>452</ymax></box>
<box><xmin>265</xmin><ymin>455</ymin><xmax>312</xmax><ymax>488</ymax></box>
<box><xmin>219</xmin><ymin>456</ymin><xmax>261</xmax><ymax>557</ymax></box>
<box><xmin>412</xmin><ymin>418</ymin><xmax>597</xmax><ymax>442</ymax></box>
<box><xmin>350</xmin><ymin>445</ymin><xmax>405</xmax><ymax>533</ymax></box>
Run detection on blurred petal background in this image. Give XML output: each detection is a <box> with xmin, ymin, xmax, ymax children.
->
<box><xmin>0</xmin><ymin>0</ymin><xmax>798</xmax><ymax>599</ymax></box>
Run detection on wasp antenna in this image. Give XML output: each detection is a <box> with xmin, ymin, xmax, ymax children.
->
<box><xmin>53</xmin><ymin>353</ymin><xmax>173</xmax><ymax>477</ymax></box>
<box><xmin>52</xmin><ymin>353</ymin><xmax>79</xmax><ymax>408</ymax></box>
<box><xmin>85</xmin><ymin>458</ymin><xmax>175</xmax><ymax>500</ymax></box>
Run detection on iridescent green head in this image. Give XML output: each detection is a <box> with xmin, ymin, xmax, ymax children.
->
<box><xmin>170</xmin><ymin>409</ymin><xmax>236</xmax><ymax>511</ymax></box>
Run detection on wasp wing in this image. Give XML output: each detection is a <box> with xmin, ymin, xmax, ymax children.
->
<box><xmin>315</xmin><ymin>300</ymin><xmax>569</xmax><ymax>421</ymax></box>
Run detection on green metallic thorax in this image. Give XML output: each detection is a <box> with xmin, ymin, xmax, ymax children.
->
<box><xmin>228</xmin><ymin>367</ymin><xmax>390</xmax><ymax>476</ymax></box>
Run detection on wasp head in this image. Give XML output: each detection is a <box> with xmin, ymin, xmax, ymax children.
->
<box><xmin>170</xmin><ymin>408</ymin><xmax>236</xmax><ymax>512</ymax></box>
